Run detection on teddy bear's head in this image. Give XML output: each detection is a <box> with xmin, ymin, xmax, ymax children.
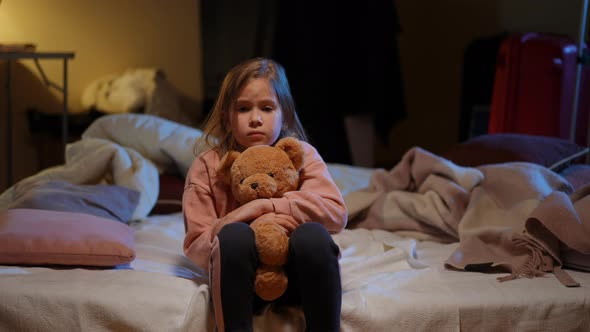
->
<box><xmin>218</xmin><ymin>137</ymin><xmax>305</xmax><ymax>205</ymax></box>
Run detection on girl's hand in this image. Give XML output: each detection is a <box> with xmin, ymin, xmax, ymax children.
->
<box><xmin>251</xmin><ymin>213</ymin><xmax>299</xmax><ymax>235</ymax></box>
<box><xmin>270</xmin><ymin>214</ymin><xmax>299</xmax><ymax>235</ymax></box>
<box><xmin>224</xmin><ymin>199</ymin><xmax>274</xmax><ymax>223</ymax></box>
<box><xmin>211</xmin><ymin>199</ymin><xmax>274</xmax><ymax>240</ymax></box>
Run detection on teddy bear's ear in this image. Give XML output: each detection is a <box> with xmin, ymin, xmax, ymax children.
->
<box><xmin>217</xmin><ymin>151</ymin><xmax>241</xmax><ymax>184</ymax></box>
<box><xmin>275</xmin><ymin>137</ymin><xmax>305</xmax><ymax>171</ymax></box>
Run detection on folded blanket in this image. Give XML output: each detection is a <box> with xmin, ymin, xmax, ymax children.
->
<box><xmin>444</xmin><ymin>162</ymin><xmax>579</xmax><ymax>286</ymax></box>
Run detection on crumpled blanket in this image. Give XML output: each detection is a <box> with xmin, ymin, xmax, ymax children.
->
<box><xmin>346</xmin><ymin>147</ymin><xmax>485</xmax><ymax>242</ymax></box>
<box><xmin>0</xmin><ymin>137</ymin><xmax>158</xmax><ymax>219</ymax></box>
<box><xmin>0</xmin><ymin>114</ymin><xmax>204</xmax><ymax>220</ymax></box>
<box><xmin>347</xmin><ymin>147</ymin><xmax>590</xmax><ymax>286</ymax></box>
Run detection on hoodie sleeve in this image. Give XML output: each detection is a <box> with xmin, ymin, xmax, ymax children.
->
<box><xmin>182</xmin><ymin>151</ymin><xmax>223</xmax><ymax>271</ymax></box>
<box><xmin>270</xmin><ymin>142</ymin><xmax>348</xmax><ymax>233</ymax></box>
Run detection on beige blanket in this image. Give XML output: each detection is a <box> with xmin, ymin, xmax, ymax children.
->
<box><xmin>347</xmin><ymin>147</ymin><xmax>590</xmax><ymax>286</ymax></box>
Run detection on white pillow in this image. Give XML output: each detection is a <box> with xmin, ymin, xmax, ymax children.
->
<box><xmin>83</xmin><ymin>113</ymin><xmax>202</xmax><ymax>176</ymax></box>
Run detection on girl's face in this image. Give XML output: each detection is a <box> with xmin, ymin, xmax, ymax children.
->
<box><xmin>229</xmin><ymin>78</ymin><xmax>284</xmax><ymax>149</ymax></box>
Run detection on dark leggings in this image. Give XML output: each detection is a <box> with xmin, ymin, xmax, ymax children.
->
<box><xmin>217</xmin><ymin>222</ymin><xmax>341</xmax><ymax>332</ymax></box>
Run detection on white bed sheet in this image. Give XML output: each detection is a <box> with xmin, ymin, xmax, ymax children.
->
<box><xmin>1</xmin><ymin>210</ymin><xmax>589</xmax><ymax>332</ymax></box>
<box><xmin>0</xmin><ymin>212</ymin><xmax>213</xmax><ymax>332</ymax></box>
<box><xmin>336</xmin><ymin>229</ymin><xmax>590</xmax><ymax>331</ymax></box>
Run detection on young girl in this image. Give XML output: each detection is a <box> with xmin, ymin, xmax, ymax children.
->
<box><xmin>183</xmin><ymin>58</ymin><xmax>347</xmax><ymax>332</ymax></box>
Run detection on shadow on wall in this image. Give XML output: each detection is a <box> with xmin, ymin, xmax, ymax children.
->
<box><xmin>0</xmin><ymin>61</ymin><xmax>64</xmax><ymax>192</ymax></box>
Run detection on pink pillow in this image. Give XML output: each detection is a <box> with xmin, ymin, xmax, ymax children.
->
<box><xmin>0</xmin><ymin>209</ymin><xmax>136</xmax><ymax>267</ymax></box>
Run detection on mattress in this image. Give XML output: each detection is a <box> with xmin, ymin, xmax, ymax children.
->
<box><xmin>1</xmin><ymin>210</ymin><xmax>589</xmax><ymax>331</ymax></box>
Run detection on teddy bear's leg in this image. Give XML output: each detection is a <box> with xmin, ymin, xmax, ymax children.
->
<box><xmin>252</xmin><ymin>222</ymin><xmax>289</xmax><ymax>266</ymax></box>
<box><xmin>255</xmin><ymin>265</ymin><xmax>288</xmax><ymax>301</ymax></box>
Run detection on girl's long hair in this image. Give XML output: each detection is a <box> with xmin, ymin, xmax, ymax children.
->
<box><xmin>194</xmin><ymin>58</ymin><xmax>307</xmax><ymax>156</ymax></box>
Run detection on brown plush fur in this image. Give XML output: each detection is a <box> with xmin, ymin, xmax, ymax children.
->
<box><xmin>218</xmin><ymin>137</ymin><xmax>304</xmax><ymax>301</ymax></box>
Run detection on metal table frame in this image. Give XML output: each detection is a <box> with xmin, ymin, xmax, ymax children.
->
<box><xmin>1</xmin><ymin>51</ymin><xmax>75</xmax><ymax>187</ymax></box>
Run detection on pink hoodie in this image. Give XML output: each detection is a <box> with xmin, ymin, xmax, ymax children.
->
<box><xmin>183</xmin><ymin>141</ymin><xmax>347</xmax><ymax>271</ymax></box>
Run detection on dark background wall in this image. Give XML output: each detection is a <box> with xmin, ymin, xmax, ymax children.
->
<box><xmin>0</xmin><ymin>0</ymin><xmax>584</xmax><ymax>191</ymax></box>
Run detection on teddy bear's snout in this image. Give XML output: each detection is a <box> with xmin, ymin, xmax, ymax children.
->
<box><xmin>241</xmin><ymin>174</ymin><xmax>277</xmax><ymax>199</ymax></box>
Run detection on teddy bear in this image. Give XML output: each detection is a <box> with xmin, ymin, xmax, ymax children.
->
<box><xmin>217</xmin><ymin>137</ymin><xmax>305</xmax><ymax>301</ymax></box>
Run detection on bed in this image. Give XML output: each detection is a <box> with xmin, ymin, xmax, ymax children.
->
<box><xmin>1</xmin><ymin>114</ymin><xmax>589</xmax><ymax>331</ymax></box>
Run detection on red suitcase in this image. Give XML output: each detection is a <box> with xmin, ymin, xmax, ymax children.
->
<box><xmin>489</xmin><ymin>33</ymin><xmax>589</xmax><ymax>146</ymax></box>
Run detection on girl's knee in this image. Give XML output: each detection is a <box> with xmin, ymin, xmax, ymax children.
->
<box><xmin>218</xmin><ymin>223</ymin><xmax>256</xmax><ymax>251</ymax></box>
<box><xmin>290</xmin><ymin>222</ymin><xmax>339</xmax><ymax>261</ymax></box>
<box><xmin>291</xmin><ymin>222</ymin><xmax>329</xmax><ymax>241</ymax></box>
